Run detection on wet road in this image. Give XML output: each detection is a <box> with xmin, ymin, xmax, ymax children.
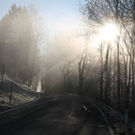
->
<box><xmin>0</xmin><ymin>94</ymin><xmax>111</xmax><ymax>135</ymax></box>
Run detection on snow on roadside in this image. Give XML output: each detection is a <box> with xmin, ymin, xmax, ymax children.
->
<box><xmin>0</xmin><ymin>74</ymin><xmax>37</xmax><ymax>112</ymax></box>
<box><xmin>86</xmin><ymin>97</ymin><xmax>135</xmax><ymax>135</ymax></box>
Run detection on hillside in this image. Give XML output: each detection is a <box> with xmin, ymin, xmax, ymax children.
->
<box><xmin>0</xmin><ymin>74</ymin><xmax>37</xmax><ymax>112</ymax></box>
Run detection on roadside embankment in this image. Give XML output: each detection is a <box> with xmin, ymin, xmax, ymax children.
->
<box><xmin>87</xmin><ymin>98</ymin><xmax>135</xmax><ymax>135</ymax></box>
<box><xmin>0</xmin><ymin>74</ymin><xmax>37</xmax><ymax>112</ymax></box>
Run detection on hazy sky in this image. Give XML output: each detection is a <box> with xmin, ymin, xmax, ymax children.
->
<box><xmin>0</xmin><ymin>0</ymin><xmax>80</xmax><ymax>33</ymax></box>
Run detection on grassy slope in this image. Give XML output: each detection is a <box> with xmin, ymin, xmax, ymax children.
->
<box><xmin>0</xmin><ymin>74</ymin><xmax>37</xmax><ymax>112</ymax></box>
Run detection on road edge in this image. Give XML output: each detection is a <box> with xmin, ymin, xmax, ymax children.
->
<box><xmin>88</xmin><ymin>99</ymin><xmax>114</xmax><ymax>135</ymax></box>
<box><xmin>0</xmin><ymin>92</ymin><xmax>40</xmax><ymax>115</ymax></box>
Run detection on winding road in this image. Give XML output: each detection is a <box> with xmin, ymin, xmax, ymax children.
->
<box><xmin>0</xmin><ymin>94</ymin><xmax>112</xmax><ymax>135</ymax></box>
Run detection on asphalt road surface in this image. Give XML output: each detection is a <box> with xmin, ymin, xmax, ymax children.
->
<box><xmin>0</xmin><ymin>94</ymin><xmax>112</xmax><ymax>135</ymax></box>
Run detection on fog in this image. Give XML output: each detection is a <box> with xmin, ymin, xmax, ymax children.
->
<box><xmin>1</xmin><ymin>1</ymin><xmax>135</xmax><ymax>120</ymax></box>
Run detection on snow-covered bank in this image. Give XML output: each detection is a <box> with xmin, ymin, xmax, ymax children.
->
<box><xmin>0</xmin><ymin>74</ymin><xmax>38</xmax><ymax>112</ymax></box>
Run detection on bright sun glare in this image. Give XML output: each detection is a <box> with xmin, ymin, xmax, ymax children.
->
<box><xmin>101</xmin><ymin>23</ymin><xmax>118</xmax><ymax>42</ymax></box>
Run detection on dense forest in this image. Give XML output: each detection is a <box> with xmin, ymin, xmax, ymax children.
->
<box><xmin>1</xmin><ymin>0</ymin><xmax>135</xmax><ymax>119</ymax></box>
<box><xmin>0</xmin><ymin>3</ymin><xmax>46</xmax><ymax>89</ymax></box>
<box><xmin>77</xmin><ymin>0</ymin><xmax>135</xmax><ymax>119</ymax></box>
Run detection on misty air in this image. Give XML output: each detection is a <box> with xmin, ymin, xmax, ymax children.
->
<box><xmin>0</xmin><ymin>0</ymin><xmax>135</xmax><ymax>135</ymax></box>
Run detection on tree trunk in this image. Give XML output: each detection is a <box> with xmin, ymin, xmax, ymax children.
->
<box><xmin>104</xmin><ymin>46</ymin><xmax>110</xmax><ymax>102</ymax></box>
<box><xmin>100</xmin><ymin>43</ymin><xmax>103</xmax><ymax>101</ymax></box>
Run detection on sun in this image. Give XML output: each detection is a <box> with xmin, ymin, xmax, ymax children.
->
<box><xmin>101</xmin><ymin>23</ymin><xmax>118</xmax><ymax>42</ymax></box>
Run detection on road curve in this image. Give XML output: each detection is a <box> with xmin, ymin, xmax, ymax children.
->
<box><xmin>0</xmin><ymin>94</ymin><xmax>111</xmax><ymax>135</ymax></box>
